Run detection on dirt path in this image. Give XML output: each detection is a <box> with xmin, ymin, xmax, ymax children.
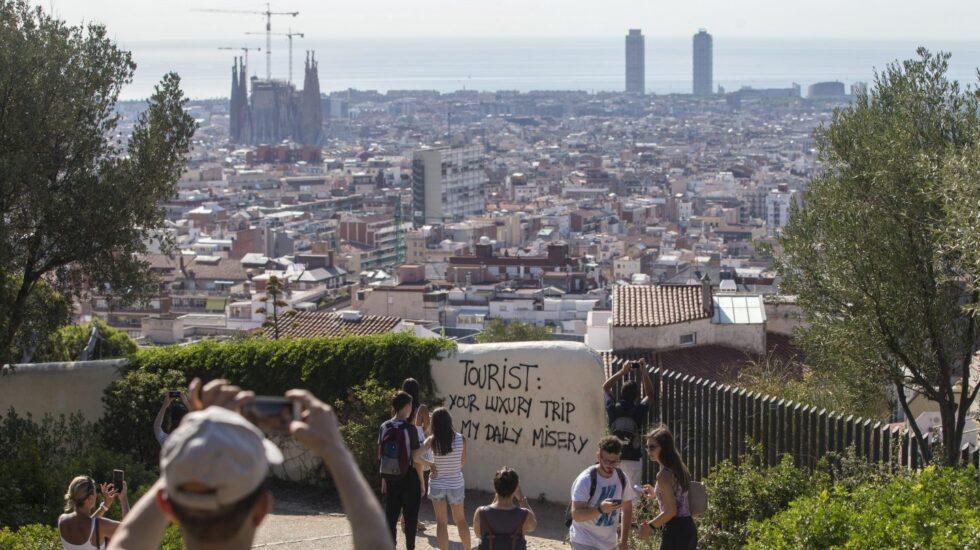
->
<box><xmin>253</xmin><ymin>483</ymin><xmax>569</xmax><ymax>549</ymax></box>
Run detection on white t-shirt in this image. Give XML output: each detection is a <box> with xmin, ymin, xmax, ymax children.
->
<box><xmin>569</xmin><ymin>467</ymin><xmax>635</xmax><ymax>549</ymax></box>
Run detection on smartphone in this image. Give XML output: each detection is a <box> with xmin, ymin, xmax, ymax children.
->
<box><xmin>242</xmin><ymin>396</ymin><xmax>301</xmax><ymax>434</ymax></box>
<box><xmin>608</xmin><ymin>499</ymin><xmax>622</xmax><ymax>505</ymax></box>
<box><xmin>631</xmin><ymin>362</ymin><xmax>640</xmax><ymax>370</ymax></box>
<box><xmin>112</xmin><ymin>469</ymin><xmax>124</xmax><ymax>493</ymax></box>
<box><xmin>168</xmin><ymin>391</ymin><xmax>181</xmax><ymax>398</ymax></box>
<box><xmin>633</xmin><ymin>484</ymin><xmax>644</xmax><ymax>494</ymax></box>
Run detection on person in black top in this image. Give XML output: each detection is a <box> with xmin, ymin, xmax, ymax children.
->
<box><xmin>602</xmin><ymin>359</ymin><xmax>654</xmax><ymax>498</ymax></box>
<box><xmin>379</xmin><ymin>391</ymin><xmax>424</xmax><ymax>550</ymax></box>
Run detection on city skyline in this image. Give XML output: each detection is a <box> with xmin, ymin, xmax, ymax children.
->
<box><xmin>48</xmin><ymin>0</ymin><xmax>980</xmax><ymax>42</ymax></box>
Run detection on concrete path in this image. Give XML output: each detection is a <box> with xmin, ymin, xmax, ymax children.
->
<box><xmin>253</xmin><ymin>484</ymin><xmax>568</xmax><ymax>549</ymax></box>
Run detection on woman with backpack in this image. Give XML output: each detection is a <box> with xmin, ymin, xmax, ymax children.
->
<box><xmin>473</xmin><ymin>467</ymin><xmax>537</xmax><ymax>550</ymax></box>
<box><xmin>419</xmin><ymin>407</ymin><xmax>470</xmax><ymax>550</ymax></box>
<box><xmin>638</xmin><ymin>425</ymin><xmax>698</xmax><ymax>549</ymax></box>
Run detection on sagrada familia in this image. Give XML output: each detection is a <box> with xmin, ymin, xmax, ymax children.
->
<box><xmin>229</xmin><ymin>51</ymin><xmax>323</xmax><ymax>146</ymax></box>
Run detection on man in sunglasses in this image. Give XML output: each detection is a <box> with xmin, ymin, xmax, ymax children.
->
<box><xmin>568</xmin><ymin>436</ymin><xmax>635</xmax><ymax>550</ymax></box>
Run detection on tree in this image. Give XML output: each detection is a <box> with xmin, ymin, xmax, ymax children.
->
<box><xmin>475</xmin><ymin>318</ymin><xmax>553</xmax><ymax>343</ymax></box>
<box><xmin>256</xmin><ymin>275</ymin><xmax>295</xmax><ymax>339</ymax></box>
<box><xmin>0</xmin><ymin>1</ymin><xmax>196</xmax><ymax>363</ymax></box>
<box><xmin>775</xmin><ymin>49</ymin><xmax>979</xmax><ymax>466</ymax></box>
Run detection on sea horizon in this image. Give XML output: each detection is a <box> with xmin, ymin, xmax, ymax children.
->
<box><xmin>114</xmin><ymin>36</ymin><xmax>980</xmax><ymax>101</ymax></box>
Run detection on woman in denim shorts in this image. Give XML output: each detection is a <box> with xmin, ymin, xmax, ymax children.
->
<box><xmin>419</xmin><ymin>407</ymin><xmax>470</xmax><ymax>550</ymax></box>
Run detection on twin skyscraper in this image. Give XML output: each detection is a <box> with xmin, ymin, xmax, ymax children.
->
<box><xmin>625</xmin><ymin>29</ymin><xmax>713</xmax><ymax>96</ymax></box>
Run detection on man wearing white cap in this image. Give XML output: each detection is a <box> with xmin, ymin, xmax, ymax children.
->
<box><xmin>110</xmin><ymin>379</ymin><xmax>394</xmax><ymax>550</ymax></box>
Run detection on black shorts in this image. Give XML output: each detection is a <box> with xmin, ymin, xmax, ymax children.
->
<box><xmin>660</xmin><ymin>516</ymin><xmax>697</xmax><ymax>550</ymax></box>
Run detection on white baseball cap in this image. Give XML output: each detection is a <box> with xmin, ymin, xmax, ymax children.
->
<box><xmin>160</xmin><ymin>406</ymin><xmax>284</xmax><ymax>511</ymax></box>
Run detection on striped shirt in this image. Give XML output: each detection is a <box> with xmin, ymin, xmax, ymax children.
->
<box><xmin>429</xmin><ymin>432</ymin><xmax>465</xmax><ymax>490</ymax></box>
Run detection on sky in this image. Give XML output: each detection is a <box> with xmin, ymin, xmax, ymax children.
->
<box><xmin>46</xmin><ymin>0</ymin><xmax>980</xmax><ymax>42</ymax></box>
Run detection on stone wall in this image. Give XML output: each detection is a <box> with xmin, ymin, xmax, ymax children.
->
<box><xmin>429</xmin><ymin>341</ymin><xmax>607</xmax><ymax>504</ymax></box>
<box><xmin>0</xmin><ymin>360</ymin><xmax>126</xmax><ymax>421</ymax></box>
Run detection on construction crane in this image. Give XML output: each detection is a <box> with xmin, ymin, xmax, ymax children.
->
<box><xmin>245</xmin><ymin>29</ymin><xmax>304</xmax><ymax>84</ymax></box>
<box><xmin>217</xmin><ymin>46</ymin><xmax>262</xmax><ymax>77</ymax></box>
<box><xmin>192</xmin><ymin>3</ymin><xmax>298</xmax><ymax>80</ymax></box>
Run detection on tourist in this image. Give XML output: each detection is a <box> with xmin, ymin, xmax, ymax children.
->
<box><xmin>602</xmin><ymin>359</ymin><xmax>654</xmax><ymax>497</ymax></box>
<box><xmin>638</xmin><ymin>425</ymin><xmax>697</xmax><ymax>549</ymax></box>
<box><xmin>152</xmin><ymin>391</ymin><xmax>189</xmax><ymax>445</ymax></box>
<box><xmin>472</xmin><ymin>467</ymin><xmax>536</xmax><ymax>549</ymax></box>
<box><xmin>109</xmin><ymin>378</ymin><xmax>393</xmax><ymax>550</ymax></box>
<box><xmin>568</xmin><ymin>435</ymin><xmax>634</xmax><ymax>550</ymax></box>
<box><xmin>419</xmin><ymin>407</ymin><xmax>470</xmax><ymax>550</ymax></box>
<box><xmin>59</xmin><ymin>476</ymin><xmax>129</xmax><ymax>549</ymax></box>
<box><xmin>379</xmin><ymin>390</ymin><xmax>425</xmax><ymax>550</ymax></box>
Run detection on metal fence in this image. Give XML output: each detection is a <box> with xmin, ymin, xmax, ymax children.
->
<box><xmin>610</xmin><ymin>362</ymin><xmax>980</xmax><ymax>483</ymax></box>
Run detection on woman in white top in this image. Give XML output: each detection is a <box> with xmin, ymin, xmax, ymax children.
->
<box><xmin>420</xmin><ymin>407</ymin><xmax>470</xmax><ymax>550</ymax></box>
<box><xmin>58</xmin><ymin>475</ymin><xmax>129</xmax><ymax>549</ymax></box>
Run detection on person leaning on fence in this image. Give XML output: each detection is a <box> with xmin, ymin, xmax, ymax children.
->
<box><xmin>602</xmin><ymin>358</ymin><xmax>654</xmax><ymax>500</ymax></box>
<box><xmin>568</xmin><ymin>435</ymin><xmax>634</xmax><ymax>550</ymax></box>
<box><xmin>473</xmin><ymin>467</ymin><xmax>537</xmax><ymax>550</ymax></box>
<box><xmin>109</xmin><ymin>378</ymin><xmax>394</xmax><ymax>550</ymax></box>
<box><xmin>638</xmin><ymin>425</ymin><xmax>698</xmax><ymax>550</ymax></box>
<box><xmin>59</xmin><ymin>476</ymin><xmax>129</xmax><ymax>549</ymax></box>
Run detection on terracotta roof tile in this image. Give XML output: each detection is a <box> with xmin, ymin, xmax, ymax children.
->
<box><xmin>611</xmin><ymin>284</ymin><xmax>710</xmax><ymax>327</ymax></box>
<box><xmin>266</xmin><ymin>311</ymin><xmax>401</xmax><ymax>339</ymax></box>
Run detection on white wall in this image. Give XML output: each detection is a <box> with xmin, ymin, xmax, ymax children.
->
<box><xmin>611</xmin><ymin>318</ymin><xmax>766</xmax><ymax>355</ymax></box>
<box><xmin>430</xmin><ymin>342</ymin><xmax>607</xmax><ymax>503</ymax></box>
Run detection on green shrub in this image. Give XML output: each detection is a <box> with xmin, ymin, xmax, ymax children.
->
<box><xmin>100</xmin><ymin>368</ymin><xmax>188</xmax><ymax>468</ymax></box>
<box><xmin>102</xmin><ymin>333</ymin><xmax>452</xmax><ymax>469</ymax></box>
<box><xmin>0</xmin><ymin>524</ymin><xmax>60</xmax><ymax>550</ymax></box>
<box><xmin>747</xmin><ymin>466</ymin><xmax>980</xmax><ymax>549</ymax></box>
<box><xmin>34</xmin><ymin>318</ymin><xmax>138</xmax><ymax>363</ymax></box>
<box><xmin>333</xmin><ymin>377</ymin><xmax>402</xmax><ymax>490</ymax></box>
<box><xmin>0</xmin><ymin>409</ymin><xmax>154</xmax><ymax>529</ymax></box>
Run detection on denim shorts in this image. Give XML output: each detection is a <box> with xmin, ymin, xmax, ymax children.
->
<box><xmin>428</xmin><ymin>485</ymin><xmax>465</xmax><ymax>504</ymax></box>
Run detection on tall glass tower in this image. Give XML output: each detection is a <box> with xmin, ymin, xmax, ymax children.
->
<box><xmin>693</xmin><ymin>29</ymin><xmax>713</xmax><ymax>96</ymax></box>
<box><xmin>625</xmin><ymin>29</ymin><xmax>645</xmax><ymax>95</ymax></box>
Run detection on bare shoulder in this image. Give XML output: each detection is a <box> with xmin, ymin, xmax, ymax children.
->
<box><xmin>656</xmin><ymin>469</ymin><xmax>677</xmax><ymax>485</ymax></box>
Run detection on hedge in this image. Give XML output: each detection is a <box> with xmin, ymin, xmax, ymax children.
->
<box><xmin>746</xmin><ymin>466</ymin><xmax>980</xmax><ymax>549</ymax></box>
<box><xmin>102</xmin><ymin>333</ymin><xmax>454</xmax><ymax>467</ymax></box>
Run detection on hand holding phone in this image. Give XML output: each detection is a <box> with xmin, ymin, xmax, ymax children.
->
<box><xmin>112</xmin><ymin>469</ymin><xmax>124</xmax><ymax>495</ymax></box>
<box><xmin>242</xmin><ymin>396</ymin><xmax>301</xmax><ymax>434</ymax></box>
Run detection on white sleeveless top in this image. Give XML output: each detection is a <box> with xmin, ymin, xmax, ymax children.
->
<box><xmin>429</xmin><ymin>432</ymin><xmax>464</xmax><ymax>490</ymax></box>
<box><xmin>59</xmin><ymin>515</ymin><xmax>99</xmax><ymax>550</ymax></box>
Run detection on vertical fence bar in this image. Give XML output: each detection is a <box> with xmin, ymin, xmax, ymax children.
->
<box><xmin>735</xmin><ymin>389</ymin><xmax>748</xmax><ymax>465</ymax></box>
<box><xmin>835</xmin><ymin>414</ymin><xmax>846</xmax><ymax>455</ymax></box>
<box><xmin>871</xmin><ymin>422</ymin><xmax>882</xmax><ymax>464</ymax></box>
<box><xmin>792</xmin><ymin>403</ymin><xmax>804</xmax><ymax>466</ymax></box>
<box><xmin>693</xmin><ymin>379</ymin><xmax>705</xmax><ymax>480</ymax></box>
<box><xmin>817</xmin><ymin>409</ymin><xmax>827</xmax><ymax>463</ymax></box>
<box><xmin>776</xmin><ymin>399</ymin><xmax>787</xmax><ymax>461</ymax></box>
<box><xmin>719</xmin><ymin>386</ymin><xmax>731</xmax><ymax>468</ymax></box>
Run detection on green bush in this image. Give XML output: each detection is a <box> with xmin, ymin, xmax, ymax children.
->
<box><xmin>0</xmin><ymin>409</ymin><xmax>154</xmax><ymax>529</ymax></box>
<box><xmin>0</xmin><ymin>524</ymin><xmax>61</xmax><ymax>550</ymax></box>
<box><xmin>33</xmin><ymin>318</ymin><xmax>138</xmax><ymax>363</ymax></box>
<box><xmin>747</xmin><ymin>466</ymin><xmax>980</xmax><ymax>549</ymax></box>
<box><xmin>102</xmin><ymin>333</ymin><xmax>453</xmax><ymax>468</ymax></box>
<box><xmin>333</xmin><ymin>377</ymin><xmax>402</xmax><ymax>490</ymax></box>
<box><xmin>99</xmin><ymin>368</ymin><xmax>187</xmax><ymax>467</ymax></box>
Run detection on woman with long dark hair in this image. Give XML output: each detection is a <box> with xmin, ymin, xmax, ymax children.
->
<box><xmin>419</xmin><ymin>407</ymin><xmax>470</xmax><ymax>550</ymax></box>
<box><xmin>639</xmin><ymin>425</ymin><xmax>698</xmax><ymax>549</ymax></box>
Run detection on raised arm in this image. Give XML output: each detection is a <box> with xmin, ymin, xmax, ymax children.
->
<box><xmin>602</xmin><ymin>363</ymin><xmax>630</xmax><ymax>394</ymax></box>
<box><xmin>107</xmin><ymin>480</ymin><xmax>166</xmax><ymax>550</ymax></box>
<box><xmin>639</xmin><ymin>360</ymin><xmax>655</xmax><ymax>405</ymax></box>
<box><xmin>288</xmin><ymin>389</ymin><xmax>395</xmax><ymax>550</ymax></box>
<box><xmin>515</xmin><ymin>486</ymin><xmax>537</xmax><ymax>534</ymax></box>
<box><xmin>152</xmin><ymin>395</ymin><xmax>171</xmax><ymax>440</ymax></box>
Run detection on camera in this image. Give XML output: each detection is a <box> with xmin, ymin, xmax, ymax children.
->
<box><xmin>242</xmin><ymin>396</ymin><xmax>301</xmax><ymax>434</ymax></box>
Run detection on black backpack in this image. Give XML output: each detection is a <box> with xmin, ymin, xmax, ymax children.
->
<box><xmin>563</xmin><ymin>465</ymin><xmax>627</xmax><ymax>527</ymax></box>
<box><xmin>477</xmin><ymin>506</ymin><xmax>528</xmax><ymax>550</ymax></box>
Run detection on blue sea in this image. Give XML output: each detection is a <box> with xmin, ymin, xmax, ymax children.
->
<box><xmin>116</xmin><ymin>36</ymin><xmax>980</xmax><ymax>100</ymax></box>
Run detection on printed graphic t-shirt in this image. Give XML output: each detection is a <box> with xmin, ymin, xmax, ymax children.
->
<box><xmin>569</xmin><ymin>467</ymin><xmax>635</xmax><ymax>549</ymax></box>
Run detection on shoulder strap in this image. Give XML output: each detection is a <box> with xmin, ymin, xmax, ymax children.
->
<box><xmin>587</xmin><ymin>465</ymin><xmax>598</xmax><ymax>500</ymax></box>
<box><xmin>95</xmin><ymin>516</ymin><xmax>101</xmax><ymax>549</ymax></box>
<box><xmin>510</xmin><ymin>508</ymin><xmax>528</xmax><ymax>550</ymax></box>
<box><xmin>479</xmin><ymin>507</ymin><xmax>494</xmax><ymax>550</ymax></box>
<box><xmin>615</xmin><ymin>468</ymin><xmax>626</xmax><ymax>493</ymax></box>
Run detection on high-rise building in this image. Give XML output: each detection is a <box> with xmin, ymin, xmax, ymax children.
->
<box><xmin>412</xmin><ymin>144</ymin><xmax>487</xmax><ymax>226</ymax></box>
<box><xmin>625</xmin><ymin>29</ymin><xmax>645</xmax><ymax>96</ymax></box>
<box><xmin>693</xmin><ymin>29</ymin><xmax>713</xmax><ymax>96</ymax></box>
